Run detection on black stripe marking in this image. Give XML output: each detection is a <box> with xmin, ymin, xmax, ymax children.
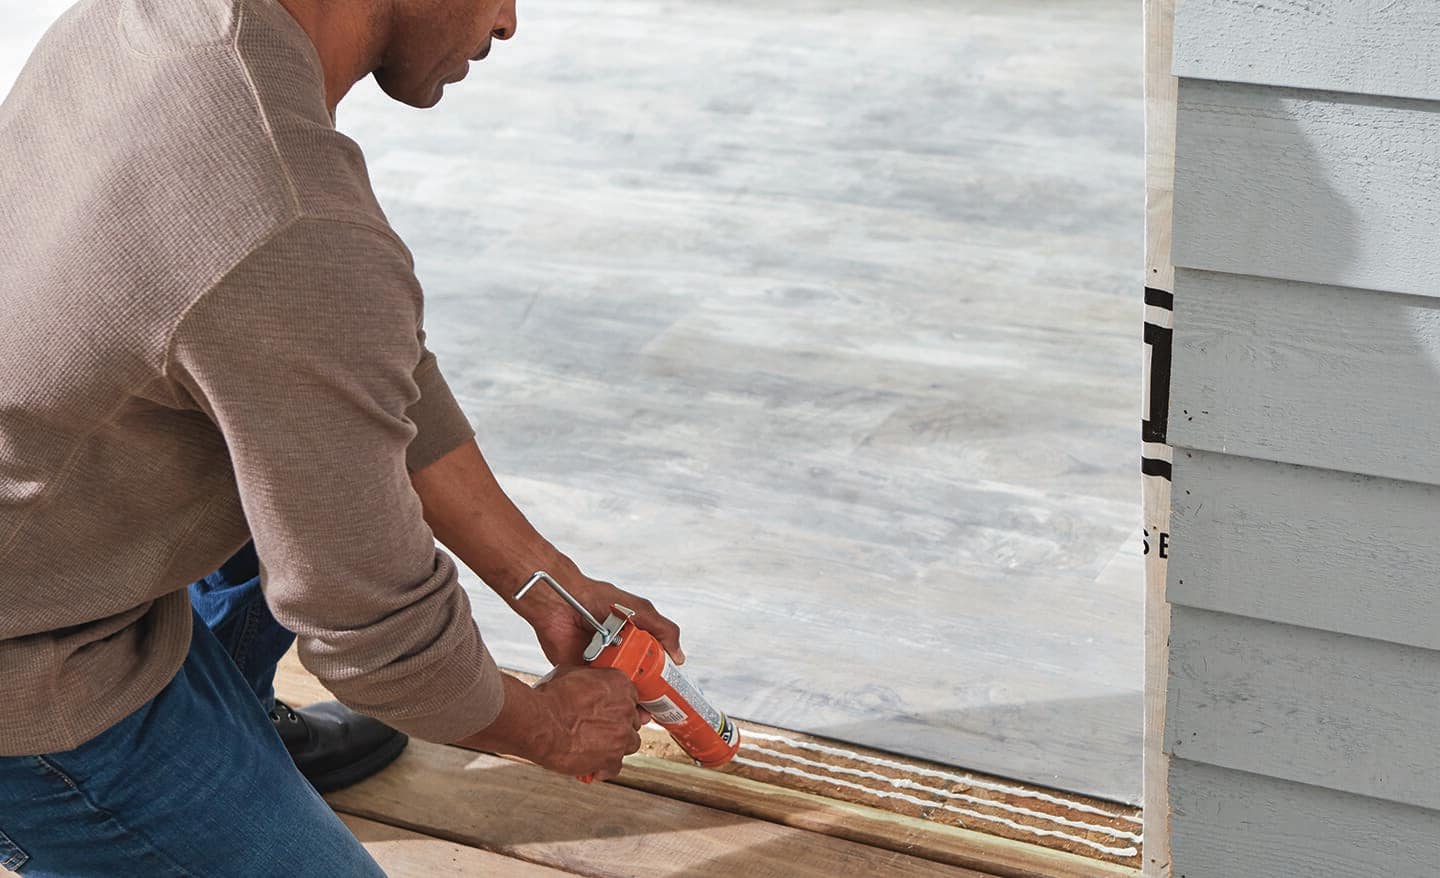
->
<box><xmin>1142</xmin><ymin>456</ymin><xmax>1173</xmax><ymax>480</ymax></box>
<box><xmin>1143</xmin><ymin>318</ymin><xmax>1173</xmax><ymax>445</ymax></box>
<box><xmin>1145</xmin><ymin>286</ymin><xmax>1174</xmax><ymax>310</ymax></box>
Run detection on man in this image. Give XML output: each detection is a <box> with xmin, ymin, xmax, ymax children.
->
<box><xmin>0</xmin><ymin>0</ymin><xmax>686</xmax><ymax>873</ymax></box>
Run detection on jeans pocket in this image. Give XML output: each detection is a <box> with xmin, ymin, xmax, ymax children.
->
<box><xmin>0</xmin><ymin>826</ymin><xmax>29</xmax><ymax>873</ymax></box>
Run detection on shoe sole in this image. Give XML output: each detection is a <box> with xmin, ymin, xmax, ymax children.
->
<box><xmin>306</xmin><ymin>731</ymin><xmax>410</xmax><ymax>794</ymax></box>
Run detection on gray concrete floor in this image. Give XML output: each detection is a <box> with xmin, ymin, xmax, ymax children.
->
<box><xmin>4</xmin><ymin>0</ymin><xmax>1144</xmax><ymax>802</ymax></box>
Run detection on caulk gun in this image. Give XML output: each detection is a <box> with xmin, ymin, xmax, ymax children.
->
<box><xmin>515</xmin><ymin>572</ymin><xmax>741</xmax><ymax>782</ymax></box>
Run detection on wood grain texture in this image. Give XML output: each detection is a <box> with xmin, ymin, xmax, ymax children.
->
<box><xmin>1170</xmin><ymin>449</ymin><xmax>1440</xmax><ymax>651</ymax></box>
<box><xmin>1168</xmin><ymin>269</ymin><xmax>1440</xmax><ymax>484</ymax></box>
<box><xmin>326</xmin><ymin>740</ymin><xmax>989</xmax><ymax>878</ymax></box>
<box><xmin>282</xmin><ymin>648</ymin><xmax>1004</xmax><ymax>874</ymax></box>
<box><xmin>1173</xmin><ymin>80</ymin><xmax>1440</xmax><ymax>297</ymax></box>
<box><xmin>1141</xmin><ymin>0</ymin><xmax>1175</xmax><ymax>874</ymax></box>
<box><xmin>338</xmin><ymin>815</ymin><xmax>574</xmax><ymax>877</ymax></box>
<box><xmin>277</xmin><ymin>656</ymin><xmax>1137</xmax><ymax>878</ymax></box>
<box><xmin>616</xmin><ymin>756</ymin><xmax>1136</xmax><ymax>878</ymax></box>
<box><xmin>1142</xmin><ymin>0</ymin><xmax>1177</xmax><ymax>870</ymax></box>
<box><xmin>1169</xmin><ymin>759</ymin><xmax>1440</xmax><ymax>878</ymax></box>
<box><xmin>1145</xmin><ymin>0</ymin><xmax>1177</xmax><ymax>293</ymax></box>
<box><xmin>1174</xmin><ymin>0</ymin><xmax>1440</xmax><ymax>101</ymax></box>
<box><xmin>1166</xmin><ymin>606</ymin><xmax>1440</xmax><ymax>811</ymax></box>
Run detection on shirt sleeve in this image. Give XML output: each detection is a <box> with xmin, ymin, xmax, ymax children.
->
<box><xmin>166</xmin><ymin>216</ymin><xmax>504</xmax><ymax>743</ymax></box>
<box><xmin>406</xmin><ymin>331</ymin><xmax>474</xmax><ymax>472</ymax></box>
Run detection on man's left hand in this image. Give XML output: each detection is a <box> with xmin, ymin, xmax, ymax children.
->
<box><xmin>518</xmin><ymin>571</ymin><xmax>685</xmax><ymax>668</ymax></box>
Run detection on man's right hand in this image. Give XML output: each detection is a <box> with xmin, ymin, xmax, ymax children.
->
<box><xmin>455</xmin><ymin>666</ymin><xmax>642</xmax><ymax>781</ymax></box>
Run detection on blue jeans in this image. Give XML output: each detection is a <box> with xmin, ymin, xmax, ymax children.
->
<box><xmin>0</xmin><ymin>543</ymin><xmax>385</xmax><ymax>877</ymax></box>
<box><xmin>186</xmin><ymin>542</ymin><xmax>296</xmax><ymax>710</ymax></box>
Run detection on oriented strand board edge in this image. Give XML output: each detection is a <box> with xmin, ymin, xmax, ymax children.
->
<box><xmin>1143</xmin><ymin>0</ymin><xmax>1176</xmax><ymax>877</ymax></box>
<box><xmin>616</xmin><ymin>754</ymin><xmax>1137</xmax><ymax>878</ymax></box>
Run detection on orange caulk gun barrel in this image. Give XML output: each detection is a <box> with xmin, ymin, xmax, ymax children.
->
<box><xmin>515</xmin><ymin>572</ymin><xmax>741</xmax><ymax>780</ymax></box>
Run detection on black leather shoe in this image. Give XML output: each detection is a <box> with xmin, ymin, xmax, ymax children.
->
<box><xmin>270</xmin><ymin>700</ymin><xmax>409</xmax><ymax>793</ymax></box>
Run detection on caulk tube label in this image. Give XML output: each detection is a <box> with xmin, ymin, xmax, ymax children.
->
<box><xmin>637</xmin><ymin>692</ymin><xmax>688</xmax><ymax>725</ymax></box>
<box><xmin>650</xmin><ymin>654</ymin><xmax>739</xmax><ymax>745</ymax></box>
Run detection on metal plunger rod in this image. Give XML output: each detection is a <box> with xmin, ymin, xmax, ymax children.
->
<box><xmin>515</xmin><ymin>571</ymin><xmax>610</xmax><ymax>637</ymax></box>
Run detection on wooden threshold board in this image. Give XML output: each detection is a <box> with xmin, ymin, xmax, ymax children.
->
<box><xmin>278</xmin><ymin>655</ymin><xmax>1137</xmax><ymax>878</ymax></box>
<box><xmin>500</xmin><ymin>665</ymin><xmax>1141</xmax><ymax>876</ymax></box>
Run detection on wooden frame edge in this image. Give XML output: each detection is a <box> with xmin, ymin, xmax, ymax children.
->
<box><xmin>615</xmin><ymin>754</ymin><xmax>1137</xmax><ymax>878</ymax></box>
<box><xmin>1142</xmin><ymin>0</ymin><xmax>1177</xmax><ymax>876</ymax></box>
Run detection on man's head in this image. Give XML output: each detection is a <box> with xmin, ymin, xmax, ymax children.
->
<box><xmin>280</xmin><ymin>0</ymin><xmax>518</xmax><ymax>110</ymax></box>
<box><xmin>372</xmin><ymin>0</ymin><xmax>517</xmax><ymax>108</ymax></box>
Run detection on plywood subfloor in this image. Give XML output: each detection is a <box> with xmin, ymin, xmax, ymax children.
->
<box><xmin>0</xmin><ymin>0</ymin><xmax>1145</xmax><ymax>801</ymax></box>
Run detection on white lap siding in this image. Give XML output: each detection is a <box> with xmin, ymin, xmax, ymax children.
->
<box><xmin>1165</xmin><ymin>3</ymin><xmax>1440</xmax><ymax>875</ymax></box>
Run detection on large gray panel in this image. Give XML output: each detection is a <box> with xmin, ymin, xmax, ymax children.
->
<box><xmin>2</xmin><ymin>0</ymin><xmax>1146</xmax><ymax>803</ymax></box>
<box><xmin>1169</xmin><ymin>269</ymin><xmax>1440</xmax><ymax>484</ymax></box>
<box><xmin>1175</xmin><ymin>0</ymin><xmax>1440</xmax><ymax>101</ymax></box>
<box><xmin>1170</xmin><ymin>449</ymin><xmax>1440</xmax><ymax>651</ymax></box>
<box><xmin>1170</xmin><ymin>758</ymin><xmax>1440</xmax><ymax>878</ymax></box>
<box><xmin>308</xmin><ymin>0</ymin><xmax>1146</xmax><ymax>801</ymax></box>
<box><xmin>1174</xmin><ymin>80</ymin><xmax>1440</xmax><ymax>297</ymax></box>
<box><xmin>1167</xmin><ymin>606</ymin><xmax>1440</xmax><ymax>810</ymax></box>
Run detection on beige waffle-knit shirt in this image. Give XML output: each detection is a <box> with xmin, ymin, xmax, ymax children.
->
<box><xmin>0</xmin><ymin>0</ymin><xmax>505</xmax><ymax>755</ymax></box>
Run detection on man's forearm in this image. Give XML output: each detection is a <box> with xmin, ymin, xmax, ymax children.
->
<box><xmin>411</xmin><ymin>437</ymin><xmax>685</xmax><ymax>670</ymax></box>
<box><xmin>409</xmin><ymin>438</ymin><xmax>579</xmax><ymax>619</ymax></box>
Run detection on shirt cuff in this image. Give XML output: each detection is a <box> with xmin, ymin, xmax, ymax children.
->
<box><xmin>386</xmin><ymin>642</ymin><xmax>508</xmax><ymax>744</ymax></box>
<box><xmin>407</xmin><ymin>356</ymin><xmax>474</xmax><ymax>472</ymax></box>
